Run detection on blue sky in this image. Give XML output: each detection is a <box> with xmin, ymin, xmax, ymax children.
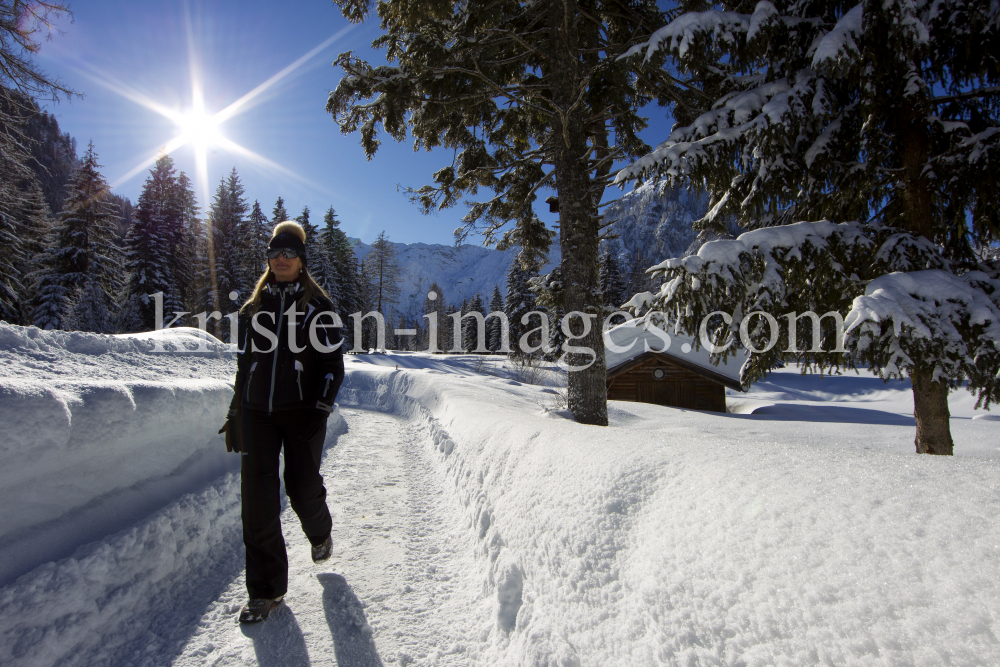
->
<box><xmin>37</xmin><ymin>0</ymin><xmax>674</xmax><ymax>246</ymax></box>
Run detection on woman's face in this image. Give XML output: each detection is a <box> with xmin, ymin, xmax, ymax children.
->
<box><xmin>269</xmin><ymin>253</ymin><xmax>303</xmax><ymax>282</ymax></box>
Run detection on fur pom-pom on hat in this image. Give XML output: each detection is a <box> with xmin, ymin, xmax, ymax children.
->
<box><xmin>271</xmin><ymin>220</ymin><xmax>306</xmax><ymax>242</ymax></box>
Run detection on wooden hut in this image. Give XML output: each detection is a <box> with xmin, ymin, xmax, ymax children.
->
<box><xmin>604</xmin><ymin>322</ymin><xmax>745</xmax><ymax>413</ymax></box>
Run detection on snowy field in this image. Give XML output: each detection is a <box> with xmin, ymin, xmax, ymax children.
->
<box><xmin>0</xmin><ymin>322</ymin><xmax>998</xmax><ymax>666</ymax></box>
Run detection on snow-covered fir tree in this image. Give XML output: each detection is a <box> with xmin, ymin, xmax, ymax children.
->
<box><xmin>119</xmin><ymin>155</ymin><xmax>190</xmax><ymax>332</ymax></box>
<box><xmin>0</xmin><ymin>113</ymin><xmax>60</xmax><ymax>324</ymax></box>
<box><xmin>271</xmin><ymin>197</ymin><xmax>289</xmax><ymax>225</ymax></box>
<box><xmin>204</xmin><ymin>168</ymin><xmax>251</xmax><ymax>337</ymax></box>
<box><xmin>247</xmin><ymin>200</ymin><xmax>269</xmax><ymax>278</ymax></box>
<box><xmin>33</xmin><ymin>143</ymin><xmax>121</xmax><ymax>332</ymax></box>
<box><xmin>4</xmin><ymin>177</ymin><xmax>50</xmax><ymax>325</ymax></box>
<box><xmin>456</xmin><ymin>297</ymin><xmax>470</xmax><ymax>352</ymax></box>
<box><xmin>619</xmin><ymin>1</ymin><xmax>1000</xmax><ymax>454</ymax></box>
<box><xmin>296</xmin><ymin>206</ymin><xmax>320</xmax><ymax>270</ymax></box>
<box><xmin>505</xmin><ymin>258</ymin><xmax>538</xmax><ymax>359</ymax></box>
<box><xmin>356</xmin><ymin>259</ymin><xmax>379</xmax><ymax>351</ymax></box>
<box><xmin>487</xmin><ymin>284</ymin><xmax>505</xmax><ymax>353</ymax></box>
<box><xmin>67</xmin><ymin>275</ymin><xmax>115</xmax><ymax>334</ymax></box>
<box><xmin>320</xmin><ymin>208</ymin><xmax>359</xmax><ymax>349</ymax></box>
<box><xmin>393</xmin><ymin>313</ymin><xmax>410</xmax><ymax>350</ymax></box>
<box><xmin>0</xmin><ymin>175</ymin><xmax>31</xmax><ymax>323</ymax></box>
<box><xmin>544</xmin><ymin>305</ymin><xmax>566</xmax><ymax>362</ymax></box>
<box><xmin>173</xmin><ymin>171</ymin><xmax>200</xmax><ymax>318</ymax></box>
<box><xmin>462</xmin><ymin>292</ymin><xmax>487</xmax><ymax>353</ymax></box>
<box><xmin>422</xmin><ymin>282</ymin><xmax>447</xmax><ymax>353</ymax></box>
<box><xmin>312</xmin><ymin>207</ymin><xmax>340</xmax><ymax>304</ymax></box>
<box><xmin>599</xmin><ymin>248</ymin><xmax>627</xmax><ymax>315</ymax></box>
<box><xmin>0</xmin><ymin>1</ymin><xmax>75</xmax><ymax>321</ymax></box>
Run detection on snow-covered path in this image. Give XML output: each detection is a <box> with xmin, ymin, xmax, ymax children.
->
<box><xmin>4</xmin><ymin>325</ymin><xmax>999</xmax><ymax>667</ymax></box>
<box><xmin>170</xmin><ymin>407</ymin><xmax>487</xmax><ymax>666</ymax></box>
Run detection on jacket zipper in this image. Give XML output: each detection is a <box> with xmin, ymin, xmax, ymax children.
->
<box><xmin>267</xmin><ymin>289</ymin><xmax>287</xmax><ymax>414</ymax></box>
<box><xmin>244</xmin><ymin>361</ymin><xmax>258</xmax><ymax>403</ymax></box>
<box><xmin>294</xmin><ymin>360</ymin><xmax>304</xmax><ymax>401</ymax></box>
<box><xmin>324</xmin><ymin>374</ymin><xmax>332</xmax><ymax>398</ymax></box>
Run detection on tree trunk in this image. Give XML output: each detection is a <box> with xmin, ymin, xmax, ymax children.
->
<box><xmin>911</xmin><ymin>368</ymin><xmax>954</xmax><ymax>455</ymax></box>
<box><xmin>896</xmin><ymin>76</ymin><xmax>956</xmax><ymax>453</ymax></box>
<box><xmin>548</xmin><ymin>0</ymin><xmax>608</xmax><ymax>426</ymax></box>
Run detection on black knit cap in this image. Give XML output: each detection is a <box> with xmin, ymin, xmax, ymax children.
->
<box><xmin>268</xmin><ymin>231</ymin><xmax>307</xmax><ymax>264</ymax></box>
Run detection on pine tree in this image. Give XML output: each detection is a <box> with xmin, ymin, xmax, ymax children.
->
<box><xmin>505</xmin><ymin>258</ymin><xmax>537</xmax><ymax>359</ymax></box>
<box><xmin>328</xmin><ymin>0</ymin><xmax>676</xmax><ymax>424</ymax></box>
<box><xmin>296</xmin><ymin>206</ymin><xmax>320</xmax><ymax>265</ymax></box>
<box><xmin>6</xmin><ymin>176</ymin><xmax>50</xmax><ymax>324</ymax></box>
<box><xmin>362</xmin><ymin>231</ymin><xmax>402</xmax><ymax>315</ymax></box>
<box><xmin>455</xmin><ymin>297</ymin><xmax>470</xmax><ymax>353</ymax></box>
<box><xmin>0</xmin><ymin>177</ymin><xmax>30</xmax><ymax>323</ymax></box>
<box><xmin>272</xmin><ymin>196</ymin><xmax>289</xmax><ymax>224</ymax></box>
<box><xmin>422</xmin><ymin>282</ymin><xmax>447</xmax><ymax>352</ymax></box>
<box><xmin>462</xmin><ymin>292</ymin><xmax>487</xmax><ymax>353</ymax></box>
<box><xmin>21</xmin><ymin>101</ymin><xmax>80</xmax><ymax>216</ymax></box>
<box><xmin>393</xmin><ymin>313</ymin><xmax>409</xmax><ymax>350</ymax></box>
<box><xmin>203</xmin><ymin>168</ymin><xmax>251</xmax><ymax>338</ymax></box>
<box><xmin>487</xmin><ymin>284</ymin><xmax>505</xmax><ymax>353</ymax></box>
<box><xmin>544</xmin><ymin>305</ymin><xmax>566</xmax><ymax>362</ymax></box>
<box><xmin>67</xmin><ymin>275</ymin><xmax>115</xmax><ymax>334</ymax></box>
<box><xmin>324</xmin><ymin>214</ymin><xmax>360</xmax><ymax>350</ymax></box>
<box><xmin>119</xmin><ymin>155</ymin><xmax>185</xmax><ymax>332</ymax></box>
<box><xmin>619</xmin><ymin>1</ymin><xmax>1000</xmax><ymax>454</ymax></box>
<box><xmin>356</xmin><ymin>259</ymin><xmax>378</xmax><ymax>350</ymax></box>
<box><xmin>599</xmin><ymin>248</ymin><xmax>627</xmax><ymax>323</ymax></box>
<box><xmin>248</xmin><ymin>200</ymin><xmax>269</xmax><ymax>278</ymax></box>
<box><xmin>33</xmin><ymin>143</ymin><xmax>121</xmax><ymax>332</ymax></box>
<box><xmin>0</xmin><ymin>2</ymin><xmax>76</xmax><ymax>324</ymax></box>
<box><xmin>411</xmin><ymin>315</ymin><xmax>424</xmax><ymax>353</ymax></box>
<box><xmin>315</xmin><ymin>206</ymin><xmax>342</xmax><ymax>306</ymax></box>
<box><xmin>174</xmin><ymin>171</ymin><xmax>201</xmax><ymax>318</ymax></box>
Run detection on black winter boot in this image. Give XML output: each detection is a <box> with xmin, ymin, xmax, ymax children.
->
<box><xmin>238</xmin><ymin>596</ymin><xmax>283</xmax><ymax>623</ymax></box>
<box><xmin>312</xmin><ymin>534</ymin><xmax>333</xmax><ymax>563</ymax></box>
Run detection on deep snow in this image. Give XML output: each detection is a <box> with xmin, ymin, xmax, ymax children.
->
<box><xmin>1</xmin><ymin>322</ymin><xmax>998</xmax><ymax>666</ymax></box>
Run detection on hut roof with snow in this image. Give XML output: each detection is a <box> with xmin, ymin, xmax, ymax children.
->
<box><xmin>603</xmin><ymin>321</ymin><xmax>746</xmax><ymax>412</ymax></box>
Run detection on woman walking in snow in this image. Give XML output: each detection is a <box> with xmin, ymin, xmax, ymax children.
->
<box><xmin>219</xmin><ymin>220</ymin><xmax>345</xmax><ymax>623</ymax></box>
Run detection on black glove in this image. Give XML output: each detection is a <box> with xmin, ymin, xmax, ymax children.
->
<box><xmin>219</xmin><ymin>408</ymin><xmax>243</xmax><ymax>453</ymax></box>
<box><xmin>316</xmin><ymin>400</ymin><xmax>334</xmax><ymax>417</ymax></box>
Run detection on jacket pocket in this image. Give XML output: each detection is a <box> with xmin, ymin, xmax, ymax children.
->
<box><xmin>294</xmin><ymin>360</ymin><xmax>304</xmax><ymax>401</ymax></box>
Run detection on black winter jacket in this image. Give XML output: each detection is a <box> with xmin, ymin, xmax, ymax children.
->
<box><xmin>229</xmin><ymin>280</ymin><xmax>345</xmax><ymax>415</ymax></box>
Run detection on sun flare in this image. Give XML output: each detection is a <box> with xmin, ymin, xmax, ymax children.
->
<box><xmin>90</xmin><ymin>19</ymin><xmax>354</xmax><ymax>207</ymax></box>
<box><xmin>176</xmin><ymin>108</ymin><xmax>222</xmax><ymax>151</ymax></box>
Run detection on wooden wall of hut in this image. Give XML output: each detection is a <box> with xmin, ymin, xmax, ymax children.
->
<box><xmin>606</xmin><ymin>353</ymin><xmax>727</xmax><ymax>412</ymax></box>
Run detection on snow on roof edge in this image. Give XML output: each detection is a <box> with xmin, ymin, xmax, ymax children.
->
<box><xmin>603</xmin><ymin>319</ymin><xmax>746</xmax><ymax>387</ymax></box>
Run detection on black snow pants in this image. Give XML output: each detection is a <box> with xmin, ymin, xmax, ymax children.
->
<box><xmin>240</xmin><ymin>407</ymin><xmax>333</xmax><ymax>599</ymax></box>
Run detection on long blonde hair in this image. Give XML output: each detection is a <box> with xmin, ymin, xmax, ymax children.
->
<box><xmin>241</xmin><ymin>220</ymin><xmax>332</xmax><ymax>315</ymax></box>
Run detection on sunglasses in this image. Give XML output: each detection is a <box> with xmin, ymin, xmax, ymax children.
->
<box><xmin>267</xmin><ymin>248</ymin><xmax>302</xmax><ymax>260</ymax></box>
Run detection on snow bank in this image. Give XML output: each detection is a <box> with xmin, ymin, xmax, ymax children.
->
<box><xmin>0</xmin><ymin>474</ymin><xmax>243</xmax><ymax>667</ymax></box>
<box><xmin>0</xmin><ymin>324</ymin><xmax>239</xmax><ymax>584</ymax></box>
<box><xmin>1</xmin><ymin>322</ymin><xmax>233</xmax><ymax>356</ymax></box>
<box><xmin>338</xmin><ymin>360</ymin><xmax>1000</xmax><ymax>666</ymax></box>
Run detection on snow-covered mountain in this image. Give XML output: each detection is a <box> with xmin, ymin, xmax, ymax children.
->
<box><xmin>353</xmin><ymin>239</ymin><xmax>559</xmax><ymax>321</ymax></box>
<box><xmin>600</xmin><ymin>180</ymin><xmax>712</xmax><ymax>293</ymax></box>
<box><xmin>350</xmin><ymin>181</ymin><xmax>709</xmax><ymax>319</ymax></box>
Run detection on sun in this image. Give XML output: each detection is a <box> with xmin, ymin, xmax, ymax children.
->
<box><xmin>85</xmin><ymin>19</ymin><xmax>355</xmax><ymax>207</ymax></box>
<box><xmin>176</xmin><ymin>107</ymin><xmax>222</xmax><ymax>152</ymax></box>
